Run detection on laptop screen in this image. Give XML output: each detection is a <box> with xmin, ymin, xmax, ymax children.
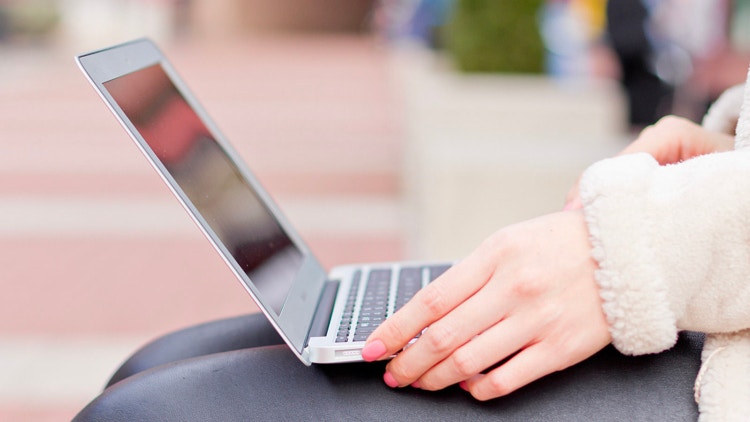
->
<box><xmin>103</xmin><ymin>63</ymin><xmax>302</xmax><ymax>315</ymax></box>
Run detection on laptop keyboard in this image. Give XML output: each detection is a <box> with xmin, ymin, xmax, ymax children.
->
<box><xmin>336</xmin><ymin>264</ymin><xmax>451</xmax><ymax>343</ymax></box>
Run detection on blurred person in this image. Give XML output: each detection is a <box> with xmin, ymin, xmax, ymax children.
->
<box><xmin>540</xmin><ymin>0</ymin><xmax>609</xmax><ymax>79</ymax></box>
<box><xmin>605</xmin><ymin>0</ymin><xmax>675</xmax><ymax>130</ymax></box>
<box><xmin>606</xmin><ymin>0</ymin><xmax>737</xmax><ymax>129</ymax></box>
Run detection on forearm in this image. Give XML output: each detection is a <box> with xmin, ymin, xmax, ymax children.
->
<box><xmin>580</xmin><ymin>150</ymin><xmax>750</xmax><ymax>355</ymax></box>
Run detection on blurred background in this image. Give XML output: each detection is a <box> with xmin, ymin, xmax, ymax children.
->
<box><xmin>1</xmin><ymin>0</ymin><xmax>749</xmax><ymax>420</ymax></box>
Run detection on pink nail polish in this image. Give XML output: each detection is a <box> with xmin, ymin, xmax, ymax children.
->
<box><xmin>411</xmin><ymin>381</ymin><xmax>421</xmax><ymax>389</ymax></box>
<box><xmin>459</xmin><ymin>381</ymin><xmax>469</xmax><ymax>391</ymax></box>
<box><xmin>383</xmin><ymin>372</ymin><xmax>399</xmax><ymax>388</ymax></box>
<box><xmin>361</xmin><ymin>339</ymin><xmax>387</xmax><ymax>362</ymax></box>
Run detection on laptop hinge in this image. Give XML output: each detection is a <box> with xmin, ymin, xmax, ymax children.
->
<box><xmin>305</xmin><ymin>280</ymin><xmax>339</xmax><ymax>346</ymax></box>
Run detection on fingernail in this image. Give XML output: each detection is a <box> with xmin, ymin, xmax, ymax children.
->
<box><xmin>362</xmin><ymin>339</ymin><xmax>387</xmax><ymax>362</ymax></box>
<box><xmin>459</xmin><ymin>381</ymin><xmax>469</xmax><ymax>391</ymax></box>
<box><xmin>411</xmin><ymin>381</ymin><xmax>421</xmax><ymax>389</ymax></box>
<box><xmin>384</xmin><ymin>372</ymin><xmax>399</xmax><ymax>388</ymax></box>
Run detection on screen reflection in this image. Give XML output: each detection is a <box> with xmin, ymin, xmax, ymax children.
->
<box><xmin>104</xmin><ymin>64</ymin><xmax>301</xmax><ymax>315</ymax></box>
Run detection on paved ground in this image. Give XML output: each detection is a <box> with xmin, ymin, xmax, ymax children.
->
<box><xmin>0</xmin><ymin>35</ymin><xmax>409</xmax><ymax>421</ymax></box>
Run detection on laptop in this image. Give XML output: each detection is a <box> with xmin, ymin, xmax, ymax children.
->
<box><xmin>76</xmin><ymin>38</ymin><xmax>451</xmax><ymax>365</ymax></box>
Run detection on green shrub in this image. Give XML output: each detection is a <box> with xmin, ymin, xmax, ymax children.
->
<box><xmin>444</xmin><ymin>0</ymin><xmax>545</xmax><ymax>73</ymax></box>
<box><xmin>4</xmin><ymin>0</ymin><xmax>60</xmax><ymax>39</ymax></box>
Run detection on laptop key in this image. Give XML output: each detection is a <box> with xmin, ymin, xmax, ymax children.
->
<box><xmin>335</xmin><ymin>271</ymin><xmax>364</xmax><ymax>342</ymax></box>
<box><xmin>394</xmin><ymin>266</ymin><xmax>425</xmax><ymax>312</ymax></box>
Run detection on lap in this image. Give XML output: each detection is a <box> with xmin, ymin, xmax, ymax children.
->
<box><xmin>106</xmin><ymin>313</ymin><xmax>283</xmax><ymax>386</ymax></box>
<box><xmin>76</xmin><ymin>314</ymin><xmax>703</xmax><ymax>421</ymax></box>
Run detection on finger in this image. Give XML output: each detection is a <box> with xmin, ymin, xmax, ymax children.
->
<box><xmin>415</xmin><ymin>313</ymin><xmax>536</xmax><ymax>391</ymax></box>
<box><xmin>622</xmin><ymin>116</ymin><xmax>733</xmax><ymax>164</ymax></box>
<box><xmin>620</xmin><ymin>117</ymin><xmax>689</xmax><ymax>164</ymax></box>
<box><xmin>363</xmin><ymin>241</ymin><xmax>499</xmax><ymax>361</ymax></box>
<box><xmin>564</xmin><ymin>117</ymin><xmax>729</xmax><ymax>211</ymax></box>
<box><xmin>384</xmin><ymin>278</ymin><xmax>516</xmax><ymax>387</ymax></box>
<box><xmin>463</xmin><ymin>342</ymin><xmax>563</xmax><ymax>401</ymax></box>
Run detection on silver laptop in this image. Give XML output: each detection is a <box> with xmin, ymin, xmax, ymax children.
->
<box><xmin>76</xmin><ymin>38</ymin><xmax>451</xmax><ymax>365</ymax></box>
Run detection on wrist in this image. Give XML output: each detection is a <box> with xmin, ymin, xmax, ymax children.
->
<box><xmin>580</xmin><ymin>154</ymin><xmax>677</xmax><ymax>355</ymax></box>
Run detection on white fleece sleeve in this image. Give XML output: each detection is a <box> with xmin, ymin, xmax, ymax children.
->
<box><xmin>696</xmin><ymin>329</ymin><xmax>750</xmax><ymax>421</ymax></box>
<box><xmin>579</xmin><ymin>150</ymin><xmax>750</xmax><ymax>355</ymax></box>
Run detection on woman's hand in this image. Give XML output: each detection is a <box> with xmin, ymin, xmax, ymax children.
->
<box><xmin>564</xmin><ymin>116</ymin><xmax>734</xmax><ymax>210</ymax></box>
<box><xmin>362</xmin><ymin>211</ymin><xmax>611</xmax><ymax>400</ymax></box>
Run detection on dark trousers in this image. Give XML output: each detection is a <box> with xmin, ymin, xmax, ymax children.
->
<box><xmin>74</xmin><ymin>313</ymin><xmax>702</xmax><ymax>421</ymax></box>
